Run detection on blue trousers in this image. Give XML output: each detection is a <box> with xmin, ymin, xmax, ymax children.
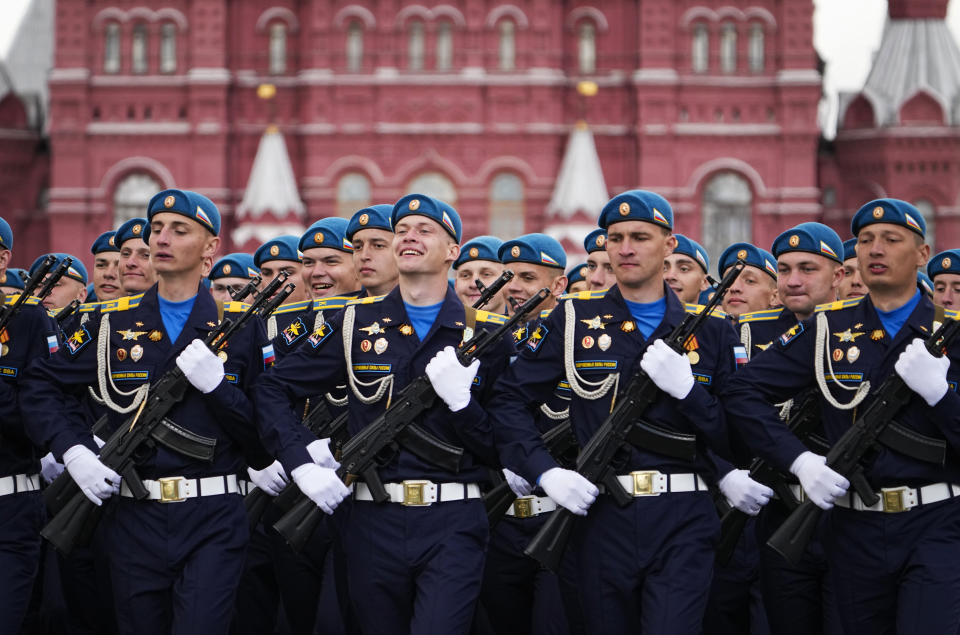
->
<box><xmin>102</xmin><ymin>495</ymin><xmax>249</xmax><ymax>635</ymax></box>
<box><xmin>0</xmin><ymin>492</ymin><xmax>42</xmax><ymax>635</ymax></box>
<box><xmin>339</xmin><ymin>499</ymin><xmax>489</xmax><ymax>635</ymax></box>
<box><xmin>574</xmin><ymin>492</ymin><xmax>718</xmax><ymax>635</ymax></box>
<box><xmin>703</xmin><ymin>517</ymin><xmax>769</xmax><ymax>635</ymax></box>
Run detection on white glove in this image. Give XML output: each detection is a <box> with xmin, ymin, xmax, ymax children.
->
<box><xmin>538</xmin><ymin>467</ymin><xmax>598</xmax><ymax>516</ymax></box>
<box><xmin>40</xmin><ymin>452</ymin><xmax>64</xmax><ymax>485</ymax></box>
<box><xmin>718</xmin><ymin>469</ymin><xmax>774</xmax><ymax>516</ymax></box>
<box><xmin>175</xmin><ymin>339</ymin><xmax>224</xmax><ymax>394</ymax></box>
<box><xmin>895</xmin><ymin>338</ymin><xmax>950</xmax><ymax>406</ymax></box>
<box><xmin>503</xmin><ymin>468</ymin><xmax>533</xmax><ymax>497</ymax></box>
<box><xmin>247</xmin><ymin>460</ymin><xmax>288</xmax><ymax>497</ymax></box>
<box><xmin>790</xmin><ymin>451</ymin><xmax>849</xmax><ymax>510</ymax></box>
<box><xmin>425</xmin><ymin>345</ymin><xmax>479</xmax><ymax>412</ymax></box>
<box><xmin>291</xmin><ymin>463</ymin><xmax>350</xmax><ymax>515</ymax></box>
<box><xmin>63</xmin><ymin>444</ymin><xmax>121</xmax><ymax>506</ymax></box>
<box><xmin>307</xmin><ymin>439</ymin><xmax>339</xmax><ymax>469</ymax></box>
<box><xmin>640</xmin><ymin>339</ymin><xmax>695</xmax><ymax>400</ymax></box>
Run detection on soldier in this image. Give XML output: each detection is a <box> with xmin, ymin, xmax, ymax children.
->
<box><xmin>917</xmin><ymin>271</ymin><xmax>934</xmax><ymax>298</ymax></box>
<box><xmin>255</xmin><ymin>194</ymin><xmax>515</xmax><ymax>634</ymax></box>
<box><xmin>838</xmin><ymin>238</ymin><xmax>868</xmax><ymax>301</ymax></box>
<box><xmin>208</xmin><ymin>253</ymin><xmax>259</xmax><ymax>304</ymax></box>
<box><xmin>491</xmin><ymin>190</ymin><xmax>744</xmax><ymax>634</ymax></box>
<box><xmin>21</xmin><ymin>189</ymin><xmax>274</xmax><ymax>635</ymax></box>
<box><xmin>0</xmin><ymin>216</ymin><xmax>59</xmax><ymax>634</ymax></box>
<box><xmin>566</xmin><ymin>263</ymin><xmax>589</xmax><ymax>294</ymax></box>
<box><xmin>1</xmin><ymin>268</ymin><xmax>26</xmax><ymax>295</ymax></box>
<box><xmin>929</xmin><ymin>249</ymin><xmax>960</xmax><ymax>309</ymax></box>
<box><xmin>665</xmin><ymin>234</ymin><xmax>711</xmax><ymax>304</ymax></box>
<box><xmin>717</xmin><ymin>243</ymin><xmax>779</xmax><ymax>319</ymax></box>
<box><xmin>348</xmin><ymin>204</ymin><xmax>399</xmax><ymax>297</ymax></box>
<box><xmin>300</xmin><ymin>217</ymin><xmax>360</xmax><ymax>299</ymax></box>
<box><xmin>723</xmin><ymin>198</ymin><xmax>960</xmax><ymax>633</ymax></box>
<box><xmin>583</xmin><ymin>228</ymin><xmax>615</xmax><ymax>291</ymax></box>
<box><xmin>91</xmin><ymin>231</ymin><xmax>122</xmax><ymax>302</ymax></box>
<box><xmin>453</xmin><ymin>236</ymin><xmax>506</xmax><ymax>312</ymax></box>
<box><xmin>116</xmin><ymin>217</ymin><xmax>156</xmax><ymax>296</ymax></box>
<box><xmin>29</xmin><ymin>253</ymin><xmax>88</xmax><ymax>310</ymax></box>
<box><xmin>500</xmin><ymin>233</ymin><xmax>568</xmax><ymax>315</ymax></box>
<box><xmin>254</xmin><ymin>235</ymin><xmax>309</xmax><ymax>305</ymax></box>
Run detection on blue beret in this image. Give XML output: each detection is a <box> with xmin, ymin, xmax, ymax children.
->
<box><xmin>851</xmin><ymin>198</ymin><xmax>925</xmax><ymax>238</ymax></box>
<box><xmin>147</xmin><ymin>189</ymin><xmax>221</xmax><ymax>236</ymax></box>
<box><xmin>499</xmin><ymin>233</ymin><xmax>567</xmax><ymax>270</ymax></box>
<box><xmin>584</xmin><ymin>229</ymin><xmax>607</xmax><ymax>254</ymax></box>
<box><xmin>115</xmin><ymin>218</ymin><xmax>149</xmax><ymax>248</ymax></box>
<box><xmin>85</xmin><ymin>283</ymin><xmax>96</xmax><ymax>302</ymax></box>
<box><xmin>346</xmin><ymin>204</ymin><xmax>394</xmax><ymax>241</ymax></box>
<box><xmin>598</xmin><ymin>190</ymin><xmax>673</xmax><ymax>231</ymax></box>
<box><xmin>771</xmin><ymin>222</ymin><xmax>843</xmax><ymax>264</ymax></box>
<box><xmin>673</xmin><ymin>234</ymin><xmax>710</xmax><ymax>273</ymax></box>
<box><xmin>0</xmin><ymin>217</ymin><xmax>12</xmax><ymax>251</ymax></box>
<box><xmin>917</xmin><ymin>271</ymin><xmax>934</xmax><ymax>296</ymax></box>
<box><xmin>454</xmin><ymin>236</ymin><xmax>503</xmax><ymax>269</ymax></box>
<box><xmin>91</xmin><ymin>231</ymin><xmax>119</xmax><ymax>255</ymax></box>
<box><xmin>30</xmin><ymin>253</ymin><xmax>87</xmax><ymax>284</ymax></box>
<box><xmin>300</xmin><ymin>218</ymin><xmax>354</xmax><ymax>253</ymax></box>
<box><xmin>254</xmin><ymin>235</ymin><xmax>302</xmax><ymax>267</ymax></box>
<box><xmin>842</xmin><ymin>238</ymin><xmax>858</xmax><ymax>262</ymax></box>
<box><xmin>210</xmin><ymin>253</ymin><xmax>259</xmax><ymax>281</ymax></box>
<box><xmin>3</xmin><ymin>268</ymin><xmax>25</xmax><ymax>290</ymax></box>
<box><xmin>392</xmin><ymin>194</ymin><xmax>462</xmax><ymax>243</ymax></box>
<box><xmin>566</xmin><ymin>263</ymin><xmax>589</xmax><ymax>291</ymax></box>
<box><xmin>927</xmin><ymin>249</ymin><xmax>960</xmax><ymax>280</ymax></box>
<box><xmin>718</xmin><ymin>242</ymin><xmax>777</xmax><ymax>280</ymax></box>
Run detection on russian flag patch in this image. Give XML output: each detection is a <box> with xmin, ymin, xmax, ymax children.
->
<box><xmin>819</xmin><ymin>240</ymin><xmax>838</xmax><ymax>260</ymax></box>
<box><xmin>734</xmin><ymin>345</ymin><xmax>748</xmax><ymax>366</ymax></box>
<box><xmin>195</xmin><ymin>206</ymin><xmax>214</xmax><ymax>230</ymax></box>
<box><xmin>47</xmin><ymin>335</ymin><xmax>59</xmax><ymax>354</ymax></box>
<box><xmin>905</xmin><ymin>213</ymin><xmax>922</xmax><ymax>233</ymax></box>
<box><xmin>441</xmin><ymin>211</ymin><xmax>456</xmax><ymax>236</ymax></box>
<box><xmin>262</xmin><ymin>344</ymin><xmax>276</xmax><ymax>368</ymax></box>
<box><xmin>540</xmin><ymin>251</ymin><xmax>560</xmax><ymax>266</ymax></box>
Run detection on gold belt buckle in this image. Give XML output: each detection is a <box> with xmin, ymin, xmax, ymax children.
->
<box><xmin>158</xmin><ymin>477</ymin><xmax>186</xmax><ymax>503</ymax></box>
<box><xmin>513</xmin><ymin>497</ymin><xmax>534</xmax><ymax>518</ymax></box>
<box><xmin>630</xmin><ymin>471</ymin><xmax>659</xmax><ymax>496</ymax></box>
<box><xmin>881</xmin><ymin>487</ymin><xmax>907</xmax><ymax>513</ymax></box>
<box><xmin>402</xmin><ymin>480</ymin><xmax>431</xmax><ymax>506</ymax></box>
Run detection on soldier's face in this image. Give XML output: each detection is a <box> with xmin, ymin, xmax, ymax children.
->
<box><xmin>585</xmin><ymin>250</ymin><xmax>615</xmax><ymax>291</ymax></box>
<box><xmin>301</xmin><ymin>247</ymin><xmax>360</xmax><ymax>299</ymax></box>
<box><xmin>393</xmin><ymin>217</ymin><xmax>459</xmax><ymax>276</ymax></box>
<box><xmin>839</xmin><ymin>257</ymin><xmax>868</xmax><ymax>300</ymax></box>
<box><xmin>722</xmin><ymin>266</ymin><xmax>778</xmax><ymax>318</ymax></box>
<box><xmin>776</xmin><ymin>252</ymin><xmax>842</xmax><ymax>319</ymax></box>
<box><xmin>664</xmin><ymin>253</ymin><xmax>708</xmax><ymax>304</ymax></box>
<box><xmin>93</xmin><ymin>252</ymin><xmax>121</xmax><ymax>300</ymax></box>
<box><xmin>567</xmin><ymin>280</ymin><xmax>590</xmax><ymax>294</ymax></box>
<box><xmin>41</xmin><ymin>276</ymin><xmax>86</xmax><ymax>311</ymax></box>
<box><xmin>856</xmin><ymin>224</ymin><xmax>929</xmax><ymax>296</ymax></box>
<box><xmin>119</xmin><ymin>238</ymin><xmax>156</xmax><ymax>294</ymax></box>
<box><xmin>504</xmin><ymin>262</ymin><xmax>565</xmax><ymax>313</ymax></box>
<box><xmin>933</xmin><ymin>273</ymin><xmax>960</xmax><ymax>309</ymax></box>
<box><xmin>259</xmin><ymin>260</ymin><xmax>307</xmax><ymax>303</ymax></box>
<box><xmin>351</xmin><ymin>228</ymin><xmax>398</xmax><ymax>295</ymax></box>
<box><xmin>210</xmin><ymin>276</ymin><xmax>250</xmax><ymax>303</ymax></box>
<box><xmin>454</xmin><ymin>260</ymin><xmax>505</xmax><ymax>311</ymax></box>
<box><xmin>606</xmin><ymin>221</ymin><xmax>675</xmax><ymax>290</ymax></box>
<box><xmin>149</xmin><ymin>213</ymin><xmax>219</xmax><ymax>278</ymax></box>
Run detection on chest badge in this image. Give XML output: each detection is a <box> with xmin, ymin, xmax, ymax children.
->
<box><xmin>130</xmin><ymin>345</ymin><xmax>144</xmax><ymax>362</ymax></box>
<box><xmin>374</xmin><ymin>337</ymin><xmax>388</xmax><ymax>355</ymax></box>
<box><xmin>833</xmin><ymin>329</ymin><xmax>865</xmax><ymax>343</ymax></box>
<box><xmin>399</xmin><ymin>324</ymin><xmax>414</xmax><ymax>336</ymax></box>
<box><xmin>135</xmin><ymin>321</ymin><xmax>144</xmax><ymax>327</ymax></box>
<box><xmin>381</xmin><ymin>317</ymin><xmax>392</xmax><ymax>324</ymax></box>
<box><xmin>0</xmin><ymin>344</ymin><xmax>7</xmax><ymax>358</ymax></box>
<box><xmin>117</xmin><ymin>329</ymin><xmax>147</xmax><ymax>341</ymax></box>
<box><xmin>687</xmin><ymin>350</ymin><xmax>700</xmax><ymax>364</ymax></box>
<box><xmin>581</xmin><ymin>315</ymin><xmax>606</xmax><ymax>330</ymax></box>
<box><xmin>598</xmin><ymin>334</ymin><xmax>611</xmax><ymax>351</ymax></box>
<box><xmin>620</xmin><ymin>321</ymin><xmax>636</xmax><ymax>333</ymax></box>
<box><xmin>148</xmin><ymin>330</ymin><xmax>163</xmax><ymax>342</ymax></box>
<box><xmin>116</xmin><ymin>348</ymin><xmax>127</xmax><ymax>361</ymax></box>
<box><xmin>582</xmin><ymin>335</ymin><xmax>595</xmax><ymax>349</ymax></box>
<box><xmin>463</xmin><ymin>327</ymin><xmax>474</xmax><ymax>343</ymax></box>
<box><xmin>870</xmin><ymin>329</ymin><xmax>884</xmax><ymax>341</ymax></box>
<box><xmin>756</xmin><ymin>341</ymin><xmax>772</xmax><ymax>352</ymax></box>
<box><xmin>832</xmin><ymin>348</ymin><xmax>844</xmax><ymax>362</ymax></box>
<box><xmin>217</xmin><ymin>351</ymin><xmax>228</xmax><ymax>362</ymax></box>
<box><xmin>360</xmin><ymin>339</ymin><xmax>372</xmax><ymax>353</ymax></box>
<box><xmin>359</xmin><ymin>322</ymin><xmax>384</xmax><ymax>336</ymax></box>
<box><xmin>847</xmin><ymin>346</ymin><xmax>860</xmax><ymax>363</ymax></box>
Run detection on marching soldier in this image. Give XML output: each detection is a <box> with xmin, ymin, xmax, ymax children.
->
<box><xmin>566</xmin><ymin>263</ymin><xmax>589</xmax><ymax>294</ymax></box>
<box><xmin>838</xmin><ymin>238</ymin><xmax>868</xmax><ymax>301</ymax></box>
<box><xmin>90</xmin><ymin>231</ymin><xmax>122</xmax><ymax>302</ymax></box>
<box><xmin>929</xmin><ymin>249</ymin><xmax>960</xmax><ymax>309</ymax></box>
<box><xmin>115</xmin><ymin>217</ymin><xmax>156</xmax><ymax>296</ymax></box>
<box><xmin>1</xmin><ymin>268</ymin><xmax>26</xmax><ymax>295</ymax></box>
<box><xmin>300</xmin><ymin>217</ymin><xmax>360</xmax><ymax>300</ymax></box>
<box><xmin>665</xmin><ymin>234</ymin><xmax>711</xmax><ymax>304</ymax></box>
<box><xmin>29</xmin><ymin>253</ymin><xmax>88</xmax><ymax>311</ymax></box>
<box><xmin>583</xmin><ymin>228</ymin><xmax>615</xmax><ymax>291</ymax></box>
<box><xmin>723</xmin><ymin>199</ymin><xmax>960</xmax><ymax>633</ymax></box>
<box><xmin>22</xmin><ymin>189</ymin><xmax>274</xmax><ymax>635</ymax></box>
<box><xmin>717</xmin><ymin>244</ymin><xmax>779</xmax><ymax>319</ymax></box>
<box><xmin>348</xmin><ymin>204</ymin><xmax>399</xmax><ymax>297</ymax></box>
<box><xmin>453</xmin><ymin>235</ymin><xmax>506</xmax><ymax>312</ymax></box>
<box><xmin>208</xmin><ymin>253</ymin><xmax>259</xmax><ymax>304</ymax></box>
<box><xmin>254</xmin><ymin>235</ymin><xmax>309</xmax><ymax>304</ymax></box>
<box><xmin>500</xmin><ymin>233</ymin><xmax>568</xmax><ymax>316</ymax></box>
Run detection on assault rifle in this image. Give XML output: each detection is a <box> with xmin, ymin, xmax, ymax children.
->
<box><xmin>766</xmin><ymin>316</ymin><xmax>960</xmax><ymax>565</ymax></box>
<box><xmin>523</xmin><ymin>260</ymin><xmax>745</xmax><ymax>572</ymax></box>
<box><xmin>55</xmin><ymin>300</ymin><xmax>82</xmax><ymax>328</ymax></box>
<box><xmin>0</xmin><ymin>255</ymin><xmax>56</xmax><ymax>333</ymax></box>
<box><xmin>274</xmin><ymin>286</ymin><xmax>552</xmax><ymax>552</ymax></box>
<box><xmin>41</xmin><ymin>273</ymin><xmax>294</xmax><ymax>555</ymax></box>
<box><xmin>229</xmin><ymin>275</ymin><xmax>263</xmax><ymax>303</ymax></box>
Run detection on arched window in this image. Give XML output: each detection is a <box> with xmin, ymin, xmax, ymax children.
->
<box><xmin>701</xmin><ymin>172</ymin><xmax>753</xmax><ymax>265</ymax></box>
<box><xmin>408</xmin><ymin>20</ymin><xmax>425</xmax><ymax>71</ymax></box>
<box><xmin>577</xmin><ymin>22</ymin><xmax>596</xmax><ymax>74</ymax></box>
<box><xmin>269</xmin><ymin>22</ymin><xmax>287</xmax><ymax>74</ymax></box>
<box><xmin>346</xmin><ymin>20</ymin><xmax>363</xmax><ymax>72</ymax></box>
<box><xmin>407</xmin><ymin>172</ymin><xmax>457</xmax><ymax>206</ymax></box>
<box><xmin>436</xmin><ymin>21</ymin><xmax>453</xmax><ymax>71</ymax></box>
<box><xmin>748</xmin><ymin>24</ymin><xmax>764</xmax><ymax>73</ymax></box>
<box><xmin>691</xmin><ymin>23</ymin><xmax>708</xmax><ymax>73</ymax></box>
<box><xmin>132</xmin><ymin>24</ymin><xmax>148</xmax><ymax>74</ymax></box>
<box><xmin>113</xmin><ymin>173</ymin><xmax>161</xmax><ymax>227</ymax></box>
<box><xmin>498</xmin><ymin>20</ymin><xmax>516</xmax><ymax>71</ymax></box>
<box><xmin>913</xmin><ymin>199</ymin><xmax>937</xmax><ymax>249</ymax></box>
<box><xmin>720</xmin><ymin>22</ymin><xmax>737</xmax><ymax>73</ymax></box>
<box><xmin>489</xmin><ymin>173</ymin><xmax>524</xmax><ymax>239</ymax></box>
<box><xmin>104</xmin><ymin>22</ymin><xmax>121</xmax><ymax>74</ymax></box>
<box><xmin>336</xmin><ymin>173</ymin><xmax>372</xmax><ymax>219</ymax></box>
<box><xmin>160</xmin><ymin>23</ymin><xmax>177</xmax><ymax>73</ymax></box>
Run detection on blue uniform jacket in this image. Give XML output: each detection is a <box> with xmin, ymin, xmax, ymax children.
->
<box><xmin>723</xmin><ymin>294</ymin><xmax>960</xmax><ymax>487</ymax></box>
<box><xmin>21</xmin><ymin>284</ymin><xmax>273</xmax><ymax>478</ymax></box>
<box><xmin>0</xmin><ymin>295</ymin><xmax>57</xmax><ymax>476</ymax></box>
<box><xmin>489</xmin><ymin>283</ymin><xmax>741</xmax><ymax>486</ymax></box>
<box><xmin>254</xmin><ymin>285</ymin><xmax>513</xmax><ymax>484</ymax></box>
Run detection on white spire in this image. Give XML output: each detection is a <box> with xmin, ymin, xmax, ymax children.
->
<box><xmin>545</xmin><ymin>121</ymin><xmax>609</xmax><ymax>221</ymax></box>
